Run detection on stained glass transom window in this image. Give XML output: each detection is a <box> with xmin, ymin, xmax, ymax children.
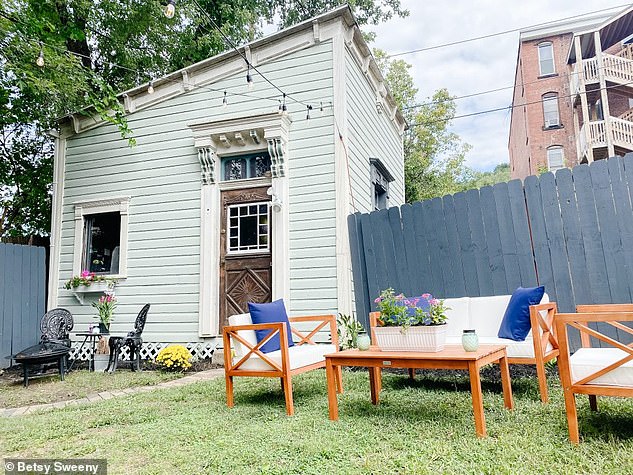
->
<box><xmin>221</xmin><ymin>152</ymin><xmax>272</xmax><ymax>181</ymax></box>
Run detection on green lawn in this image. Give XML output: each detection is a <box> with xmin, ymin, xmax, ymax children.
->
<box><xmin>2</xmin><ymin>369</ymin><xmax>633</xmax><ymax>474</ymax></box>
<box><xmin>0</xmin><ymin>370</ymin><xmax>180</xmax><ymax>409</ymax></box>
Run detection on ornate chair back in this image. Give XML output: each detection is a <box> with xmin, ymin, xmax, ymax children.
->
<box><xmin>129</xmin><ymin>304</ymin><xmax>150</xmax><ymax>338</ymax></box>
<box><xmin>40</xmin><ymin>308</ymin><xmax>74</xmax><ymax>346</ymax></box>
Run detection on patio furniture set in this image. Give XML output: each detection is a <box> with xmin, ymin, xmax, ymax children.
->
<box><xmin>222</xmin><ymin>294</ymin><xmax>633</xmax><ymax>444</ymax></box>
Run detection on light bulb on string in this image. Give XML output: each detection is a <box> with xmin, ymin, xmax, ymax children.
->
<box><xmin>319</xmin><ymin>102</ymin><xmax>324</xmax><ymax>117</ymax></box>
<box><xmin>281</xmin><ymin>93</ymin><xmax>288</xmax><ymax>116</ymax></box>
<box><xmin>306</xmin><ymin>105</ymin><xmax>312</xmax><ymax>120</ymax></box>
<box><xmin>246</xmin><ymin>63</ymin><xmax>253</xmax><ymax>90</ymax></box>
<box><xmin>222</xmin><ymin>91</ymin><xmax>228</xmax><ymax>108</ymax></box>
<box><xmin>36</xmin><ymin>45</ymin><xmax>44</xmax><ymax>67</ymax></box>
<box><xmin>278</xmin><ymin>100</ymin><xmax>283</xmax><ymax>114</ymax></box>
<box><xmin>147</xmin><ymin>80</ymin><xmax>154</xmax><ymax>94</ymax></box>
<box><xmin>165</xmin><ymin>0</ymin><xmax>176</xmax><ymax>18</ymax></box>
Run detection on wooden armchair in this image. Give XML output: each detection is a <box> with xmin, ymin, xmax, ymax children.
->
<box><xmin>223</xmin><ymin>313</ymin><xmax>341</xmax><ymax>415</ymax></box>
<box><xmin>555</xmin><ymin>309</ymin><xmax>633</xmax><ymax>443</ymax></box>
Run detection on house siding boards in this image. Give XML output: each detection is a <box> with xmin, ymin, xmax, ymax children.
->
<box><xmin>344</xmin><ymin>50</ymin><xmax>404</xmax><ymax>213</ymax></box>
<box><xmin>56</xmin><ymin>40</ymin><xmax>336</xmax><ymax>342</ymax></box>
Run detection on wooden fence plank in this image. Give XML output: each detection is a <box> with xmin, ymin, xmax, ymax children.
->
<box><xmin>412</xmin><ymin>201</ymin><xmax>432</xmax><ymax>293</ymax></box>
<box><xmin>592</xmin><ymin>159</ymin><xmax>631</xmax><ymax>303</ymax></box>
<box><xmin>494</xmin><ymin>182</ymin><xmax>521</xmax><ymax>292</ymax></box>
<box><xmin>442</xmin><ymin>195</ymin><xmax>466</xmax><ymax>297</ymax></box>
<box><xmin>348</xmin><ymin>213</ymin><xmax>370</xmax><ymax>327</ymax></box>
<box><xmin>541</xmin><ymin>171</ymin><xmax>574</xmax><ymax>312</ymax></box>
<box><xmin>429</xmin><ymin>197</ymin><xmax>454</xmax><ymax>297</ymax></box>
<box><xmin>387</xmin><ymin>206</ymin><xmax>410</xmax><ymax>296</ymax></box>
<box><xmin>573</xmin><ymin>164</ymin><xmax>611</xmax><ymax>303</ymax></box>
<box><xmin>453</xmin><ymin>191</ymin><xmax>480</xmax><ymax>296</ymax></box>
<box><xmin>0</xmin><ymin>244</ymin><xmax>9</xmax><ymax>365</ymax></box>
<box><xmin>524</xmin><ymin>176</ymin><xmax>555</xmax><ymax>298</ymax></box>
<box><xmin>466</xmin><ymin>189</ymin><xmax>493</xmax><ymax>296</ymax></box>
<box><xmin>401</xmin><ymin>204</ymin><xmax>423</xmax><ymax>295</ymax></box>
<box><xmin>359</xmin><ymin>213</ymin><xmax>380</xmax><ymax>313</ymax></box>
<box><xmin>608</xmin><ymin>157</ymin><xmax>633</xmax><ymax>301</ymax></box>
<box><xmin>556</xmin><ymin>168</ymin><xmax>591</xmax><ymax>308</ymax></box>
<box><xmin>421</xmin><ymin>199</ymin><xmax>445</xmax><ymax>296</ymax></box>
<box><xmin>508</xmin><ymin>179</ymin><xmax>538</xmax><ymax>287</ymax></box>
<box><xmin>480</xmin><ymin>185</ymin><xmax>507</xmax><ymax>295</ymax></box>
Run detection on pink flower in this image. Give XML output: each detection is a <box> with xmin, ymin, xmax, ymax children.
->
<box><xmin>396</xmin><ymin>293</ymin><xmax>405</xmax><ymax>301</ymax></box>
<box><xmin>81</xmin><ymin>270</ymin><xmax>91</xmax><ymax>278</ymax></box>
<box><xmin>374</xmin><ymin>297</ymin><xmax>382</xmax><ymax>303</ymax></box>
<box><xmin>422</xmin><ymin>293</ymin><xmax>431</xmax><ymax>299</ymax></box>
<box><xmin>430</xmin><ymin>298</ymin><xmax>439</xmax><ymax>306</ymax></box>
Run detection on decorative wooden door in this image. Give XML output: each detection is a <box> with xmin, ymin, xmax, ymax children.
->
<box><xmin>219</xmin><ymin>187</ymin><xmax>272</xmax><ymax>330</ymax></box>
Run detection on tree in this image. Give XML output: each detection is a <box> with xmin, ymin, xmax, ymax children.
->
<box><xmin>375</xmin><ymin>51</ymin><xmax>471</xmax><ymax>203</ymax></box>
<box><xmin>0</xmin><ymin>0</ymin><xmax>407</xmax><ymax>237</ymax></box>
<box><xmin>459</xmin><ymin>163</ymin><xmax>510</xmax><ymax>191</ymax></box>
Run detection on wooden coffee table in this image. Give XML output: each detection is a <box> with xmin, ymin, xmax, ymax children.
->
<box><xmin>324</xmin><ymin>345</ymin><xmax>513</xmax><ymax>437</ymax></box>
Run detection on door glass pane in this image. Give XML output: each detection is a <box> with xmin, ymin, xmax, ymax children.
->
<box><xmin>227</xmin><ymin>202</ymin><xmax>271</xmax><ymax>253</ymax></box>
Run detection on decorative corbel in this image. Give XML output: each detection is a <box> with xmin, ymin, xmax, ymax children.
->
<box><xmin>267</xmin><ymin>137</ymin><xmax>286</xmax><ymax>178</ymax></box>
<box><xmin>249</xmin><ymin>130</ymin><xmax>261</xmax><ymax>144</ymax></box>
<box><xmin>197</xmin><ymin>147</ymin><xmax>217</xmax><ymax>185</ymax></box>
<box><xmin>218</xmin><ymin>134</ymin><xmax>231</xmax><ymax>148</ymax></box>
<box><xmin>234</xmin><ymin>132</ymin><xmax>246</xmax><ymax>146</ymax></box>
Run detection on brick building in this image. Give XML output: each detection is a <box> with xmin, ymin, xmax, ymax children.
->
<box><xmin>509</xmin><ymin>5</ymin><xmax>633</xmax><ymax>180</ymax></box>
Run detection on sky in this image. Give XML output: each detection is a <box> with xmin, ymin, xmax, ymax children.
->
<box><xmin>367</xmin><ymin>0</ymin><xmax>629</xmax><ymax>172</ymax></box>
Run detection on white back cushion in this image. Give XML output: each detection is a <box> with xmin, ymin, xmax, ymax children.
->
<box><xmin>443</xmin><ymin>297</ymin><xmax>471</xmax><ymax>338</ymax></box>
<box><xmin>228</xmin><ymin>313</ymin><xmax>257</xmax><ymax>358</ymax></box>
<box><xmin>469</xmin><ymin>295</ymin><xmax>513</xmax><ymax>337</ymax></box>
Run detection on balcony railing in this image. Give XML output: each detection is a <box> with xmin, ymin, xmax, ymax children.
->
<box><xmin>575</xmin><ymin>53</ymin><xmax>633</xmax><ymax>87</ymax></box>
<box><xmin>579</xmin><ymin>117</ymin><xmax>633</xmax><ymax>159</ymax></box>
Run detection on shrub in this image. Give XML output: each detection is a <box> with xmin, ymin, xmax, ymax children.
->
<box><xmin>155</xmin><ymin>345</ymin><xmax>193</xmax><ymax>372</ymax></box>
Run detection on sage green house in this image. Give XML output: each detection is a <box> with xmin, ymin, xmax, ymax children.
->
<box><xmin>49</xmin><ymin>6</ymin><xmax>405</xmax><ymax>358</ymax></box>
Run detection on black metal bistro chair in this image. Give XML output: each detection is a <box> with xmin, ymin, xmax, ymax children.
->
<box><xmin>12</xmin><ymin>308</ymin><xmax>74</xmax><ymax>386</ymax></box>
<box><xmin>106</xmin><ymin>304</ymin><xmax>150</xmax><ymax>372</ymax></box>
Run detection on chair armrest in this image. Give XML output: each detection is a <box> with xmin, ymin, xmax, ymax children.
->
<box><xmin>287</xmin><ymin>315</ymin><xmax>338</xmax><ymax>348</ymax></box>
<box><xmin>529</xmin><ymin>302</ymin><xmax>559</xmax><ymax>355</ymax></box>
<box><xmin>223</xmin><ymin>322</ymin><xmax>289</xmax><ymax>373</ymax></box>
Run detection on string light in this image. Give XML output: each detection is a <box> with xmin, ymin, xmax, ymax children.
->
<box><xmin>164</xmin><ymin>0</ymin><xmax>176</xmax><ymax>19</ymax></box>
<box><xmin>281</xmin><ymin>93</ymin><xmax>288</xmax><ymax>116</ymax></box>
<box><xmin>319</xmin><ymin>102</ymin><xmax>324</xmax><ymax>116</ymax></box>
<box><xmin>35</xmin><ymin>43</ymin><xmax>44</xmax><ymax>67</ymax></box>
<box><xmin>306</xmin><ymin>105</ymin><xmax>312</xmax><ymax>120</ymax></box>
<box><xmin>147</xmin><ymin>80</ymin><xmax>154</xmax><ymax>94</ymax></box>
<box><xmin>222</xmin><ymin>90</ymin><xmax>228</xmax><ymax>108</ymax></box>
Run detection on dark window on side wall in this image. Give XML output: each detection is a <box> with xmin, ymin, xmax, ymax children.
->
<box><xmin>82</xmin><ymin>212</ymin><xmax>121</xmax><ymax>274</ymax></box>
<box><xmin>370</xmin><ymin>158</ymin><xmax>395</xmax><ymax>211</ymax></box>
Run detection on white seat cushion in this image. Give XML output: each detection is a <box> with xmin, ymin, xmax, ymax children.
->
<box><xmin>233</xmin><ymin>343</ymin><xmax>337</xmax><ymax>371</ymax></box>
<box><xmin>570</xmin><ymin>348</ymin><xmax>633</xmax><ymax>387</ymax></box>
<box><xmin>443</xmin><ymin>297</ymin><xmax>470</xmax><ymax>338</ymax></box>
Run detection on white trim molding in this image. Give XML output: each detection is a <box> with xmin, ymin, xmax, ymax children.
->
<box><xmin>71</xmin><ymin>196</ymin><xmax>130</xmax><ymax>279</ymax></box>
<box><xmin>188</xmin><ymin>112</ymin><xmax>291</xmax><ymax>336</ymax></box>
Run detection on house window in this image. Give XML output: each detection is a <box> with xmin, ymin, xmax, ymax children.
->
<box><xmin>83</xmin><ymin>212</ymin><xmax>121</xmax><ymax>274</ymax></box>
<box><xmin>370</xmin><ymin>158</ymin><xmax>395</xmax><ymax>211</ymax></box>
<box><xmin>538</xmin><ymin>42</ymin><xmax>555</xmax><ymax>76</ymax></box>
<box><xmin>73</xmin><ymin>197</ymin><xmax>129</xmax><ymax>277</ymax></box>
<box><xmin>227</xmin><ymin>202</ymin><xmax>270</xmax><ymax>254</ymax></box>
<box><xmin>542</xmin><ymin>93</ymin><xmax>560</xmax><ymax>128</ymax></box>
<box><xmin>221</xmin><ymin>152</ymin><xmax>271</xmax><ymax>181</ymax></box>
<box><xmin>547</xmin><ymin>146</ymin><xmax>565</xmax><ymax>172</ymax></box>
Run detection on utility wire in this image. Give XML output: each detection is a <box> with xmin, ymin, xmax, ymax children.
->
<box><xmin>386</xmin><ymin>4</ymin><xmax>629</xmax><ymax>58</ymax></box>
<box><xmin>408</xmin><ymin>78</ymin><xmax>633</xmax><ymax>127</ymax></box>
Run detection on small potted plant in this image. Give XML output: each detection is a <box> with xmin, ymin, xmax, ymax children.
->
<box><xmin>64</xmin><ymin>270</ymin><xmax>117</xmax><ymax>304</ymax></box>
<box><xmin>92</xmin><ymin>294</ymin><xmax>117</xmax><ymax>334</ymax></box>
<box><xmin>374</xmin><ymin>288</ymin><xmax>449</xmax><ymax>352</ymax></box>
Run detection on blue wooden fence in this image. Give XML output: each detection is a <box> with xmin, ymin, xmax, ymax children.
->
<box><xmin>349</xmin><ymin>154</ymin><xmax>633</xmax><ymax>342</ymax></box>
<box><xmin>0</xmin><ymin>243</ymin><xmax>47</xmax><ymax>368</ymax></box>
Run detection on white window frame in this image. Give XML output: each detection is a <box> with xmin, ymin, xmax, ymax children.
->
<box><xmin>542</xmin><ymin>93</ymin><xmax>560</xmax><ymax>128</ymax></box>
<box><xmin>72</xmin><ymin>197</ymin><xmax>130</xmax><ymax>278</ymax></box>
<box><xmin>538</xmin><ymin>42</ymin><xmax>555</xmax><ymax>76</ymax></box>
<box><xmin>547</xmin><ymin>146</ymin><xmax>565</xmax><ymax>172</ymax></box>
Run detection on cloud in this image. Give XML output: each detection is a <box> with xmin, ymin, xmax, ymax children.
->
<box><xmin>368</xmin><ymin>0</ymin><xmax>627</xmax><ymax>171</ymax></box>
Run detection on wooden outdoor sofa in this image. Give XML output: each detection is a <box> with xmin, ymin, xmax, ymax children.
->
<box><xmin>223</xmin><ymin>313</ymin><xmax>341</xmax><ymax>415</ymax></box>
<box><xmin>369</xmin><ymin>294</ymin><xmax>559</xmax><ymax>402</ymax></box>
<box><xmin>556</xmin><ymin>304</ymin><xmax>633</xmax><ymax>443</ymax></box>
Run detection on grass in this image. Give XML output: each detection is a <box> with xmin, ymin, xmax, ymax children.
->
<box><xmin>2</xmin><ymin>368</ymin><xmax>633</xmax><ymax>474</ymax></box>
<box><xmin>0</xmin><ymin>369</ymin><xmax>181</xmax><ymax>409</ymax></box>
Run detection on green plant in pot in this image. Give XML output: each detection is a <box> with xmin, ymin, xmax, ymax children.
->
<box><xmin>92</xmin><ymin>294</ymin><xmax>116</xmax><ymax>333</ymax></box>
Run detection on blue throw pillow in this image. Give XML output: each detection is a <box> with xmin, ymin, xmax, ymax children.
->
<box><xmin>498</xmin><ymin>286</ymin><xmax>546</xmax><ymax>341</ymax></box>
<box><xmin>248</xmin><ymin>299</ymin><xmax>294</xmax><ymax>353</ymax></box>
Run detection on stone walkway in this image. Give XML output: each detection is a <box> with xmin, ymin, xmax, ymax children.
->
<box><xmin>1</xmin><ymin>368</ymin><xmax>224</xmax><ymax>418</ymax></box>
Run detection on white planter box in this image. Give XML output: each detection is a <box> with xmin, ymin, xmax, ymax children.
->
<box><xmin>72</xmin><ymin>281</ymin><xmax>115</xmax><ymax>304</ymax></box>
<box><xmin>374</xmin><ymin>325</ymin><xmax>447</xmax><ymax>352</ymax></box>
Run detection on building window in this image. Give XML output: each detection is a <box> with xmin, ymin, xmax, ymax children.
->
<box><xmin>538</xmin><ymin>42</ymin><xmax>555</xmax><ymax>76</ymax></box>
<box><xmin>227</xmin><ymin>202</ymin><xmax>270</xmax><ymax>254</ymax></box>
<box><xmin>370</xmin><ymin>158</ymin><xmax>395</xmax><ymax>211</ymax></box>
<box><xmin>73</xmin><ymin>197</ymin><xmax>129</xmax><ymax>277</ymax></box>
<box><xmin>542</xmin><ymin>93</ymin><xmax>560</xmax><ymax>128</ymax></box>
<box><xmin>547</xmin><ymin>146</ymin><xmax>565</xmax><ymax>172</ymax></box>
<box><xmin>221</xmin><ymin>152</ymin><xmax>271</xmax><ymax>181</ymax></box>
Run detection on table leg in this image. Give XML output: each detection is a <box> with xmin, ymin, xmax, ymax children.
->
<box><xmin>369</xmin><ymin>367</ymin><xmax>381</xmax><ymax>405</ymax></box>
<box><xmin>23</xmin><ymin>365</ymin><xmax>29</xmax><ymax>388</ymax></box>
<box><xmin>499</xmin><ymin>354</ymin><xmax>514</xmax><ymax>410</ymax></box>
<box><xmin>90</xmin><ymin>336</ymin><xmax>96</xmax><ymax>372</ymax></box>
<box><xmin>326</xmin><ymin>358</ymin><xmax>339</xmax><ymax>421</ymax></box>
<box><xmin>468</xmin><ymin>361</ymin><xmax>486</xmax><ymax>438</ymax></box>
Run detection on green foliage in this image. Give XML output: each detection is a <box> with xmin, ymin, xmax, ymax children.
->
<box><xmin>336</xmin><ymin>313</ymin><xmax>364</xmax><ymax>350</ymax></box>
<box><xmin>375</xmin><ymin>50</ymin><xmax>471</xmax><ymax>203</ymax></box>
<box><xmin>91</xmin><ymin>294</ymin><xmax>117</xmax><ymax>328</ymax></box>
<box><xmin>375</xmin><ymin>288</ymin><xmax>448</xmax><ymax>330</ymax></box>
<box><xmin>459</xmin><ymin>163</ymin><xmax>511</xmax><ymax>191</ymax></box>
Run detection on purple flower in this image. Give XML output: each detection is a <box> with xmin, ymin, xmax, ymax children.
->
<box><xmin>396</xmin><ymin>293</ymin><xmax>405</xmax><ymax>301</ymax></box>
<box><xmin>374</xmin><ymin>297</ymin><xmax>382</xmax><ymax>303</ymax></box>
<box><xmin>430</xmin><ymin>298</ymin><xmax>439</xmax><ymax>306</ymax></box>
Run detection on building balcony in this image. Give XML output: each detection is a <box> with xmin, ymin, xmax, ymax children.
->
<box><xmin>571</xmin><ymin>45</ymin><xmax>633</xmax><ymax>96</ymax></box>
<box><xmin>578</xmin><ymin>115</ymin><xmax>633</xmax><ymax>161</ymax></box>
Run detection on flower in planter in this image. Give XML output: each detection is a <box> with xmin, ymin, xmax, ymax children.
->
<box><xmin>64</xmin><ymin>270</ymin><xmax>117</xmax><ymax>290</ymax></box>
<box><xmin>375</xmin><ymin>288</ymin><xmax>449</xmax><ymax>331</ymax></box>
<box><xmin>92</xmin><ymin>294</ymin><xmax>117</xmax><ymax>330</ymax></box>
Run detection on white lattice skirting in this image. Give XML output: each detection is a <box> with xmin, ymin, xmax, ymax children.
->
<box><xmin>70</xmin><ymin>341</ymin><xmax>216</xmax><ymax>362</ymax></box>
